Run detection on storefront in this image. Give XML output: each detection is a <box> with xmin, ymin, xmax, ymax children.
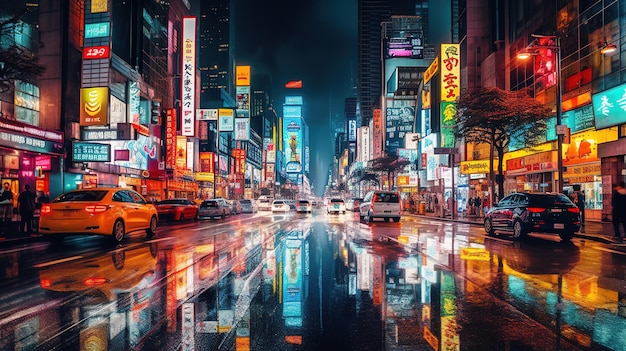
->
<box><xmin>0</xmin><ymin>119</ymin><xmax>64</xmax><ymax>202</ymax></box>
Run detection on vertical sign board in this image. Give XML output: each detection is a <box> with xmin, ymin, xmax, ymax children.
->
<box><xmin>181</xmin><ymin>17</ymin><xmax>196</xmax><ymax>136</ymax></box>
<box><xmin>165</xmin><ymin>109</ymin><xmax>177</xmax><ymax>169</ymax></box>
<box><xmin>373</xmin><ymin>109</ymin><xmax>383</xmax><ymax>158</ymax></box>
<box><xmin>440</xmin><ymin>44</ymin><xmax>460</xmax><ymax>148</ymax></box>
<box><xmin>79</xmin><ymin>87</ymin><xmax>109</xmax><ymax>126</ymax></box>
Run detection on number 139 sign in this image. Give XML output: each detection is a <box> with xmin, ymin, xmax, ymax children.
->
<box><xmin>83</xmin><ymin>45</ymin><xmax>110</xmax><ymax>59</ymax></box>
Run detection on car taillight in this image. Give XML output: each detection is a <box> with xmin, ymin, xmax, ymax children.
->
<box><xmin>84</xmin><ymin>277</ymin><xmax>108</xmax><ymax>286</ymax></box>
<box><xmin>40</xmin><ymin>278</ymin><xmax>51</xmax><ymax>288</ymax></box>
<box><xmin>372</xmin><ymin>195</ymin><xmax>379</xmax><ymax>202</ymax></box>
<box><xmin>527</xmin><ymin>207</ymin><xmax>546</xmax><ymax>213</ymax></box>
<box><xmin>40</xmin><ymin>204</ymin><xmax>52</xmax><ymax>215</ymax></box>
<box><xmin>567</xmin><ymin>207</ymin><xmax>580</xmax><ymax>214</ymax></box>
<box><xmin>85</xmin><ymin>204</ymin><xmax>110</xmax><ymax>214</ymax></box>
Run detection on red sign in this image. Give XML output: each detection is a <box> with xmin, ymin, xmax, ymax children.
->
<box><xmin>165</xmin><ymin>109</ymin><xmax>177</xmax><ymax>169</ymax></box>
<box><xmin>232</xmin><ymin>149</ymin><xmax>246</xmax><ymax>174</ymax></box>
<box><xmin>83</xmin><ymin>45</ymin><xmax>110</xmax><ymax>59</ymax></box>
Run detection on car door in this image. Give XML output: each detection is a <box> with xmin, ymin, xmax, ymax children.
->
<box><xmin>116</xmin><ymin>190</ymin><xmax>141</xmax><ymax>231</ymax></box>
<box><xmin>491</xmin><ymin>195</ymin><xmax>512</xmax><ymax>229</ymax></box>
<box><xmin>504</xmin><ymin>194</ymin><xmax>523</xmax><ymax>229</ymax></box>
<box><xmin>127</xmin><ymin>190</ymin><xmax>152</xmax><ymax>229</ymax></box>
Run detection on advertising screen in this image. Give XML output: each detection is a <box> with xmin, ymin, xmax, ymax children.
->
<box><xmin>592</xmin><ymin>82</ymin><xmax>626</xmax><ymax>129</ymax></box>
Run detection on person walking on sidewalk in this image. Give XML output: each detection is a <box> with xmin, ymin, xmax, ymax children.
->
<box><xmin>17</xmin><ymin>184</ymin><xmax>36</xmax><ymax>236</ymax></box>
<box><xmin>611</xmin><ymin>181</ymin><xmax>626</xmax><ymax>242</ymax></box>
<box><xmin>0</xmin><ymin>182</ymin><xmax>13</xmax><ymax>235</ymax></box>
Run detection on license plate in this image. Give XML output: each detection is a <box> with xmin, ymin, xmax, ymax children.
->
<box><xmin>551</xmin><ymin>209</ymin><xmax>563</xmax><ymax>213</ymax></box>
<box><xmin>554</xmin><ymin>223</ymin><xmax>565</xmax><ymax>229</ymax></box>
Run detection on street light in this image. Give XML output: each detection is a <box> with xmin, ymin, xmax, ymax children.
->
<box><xmin>517</xmin><ymin>34</ymin><xmax>564</xmax><ymax>193</ymax></box>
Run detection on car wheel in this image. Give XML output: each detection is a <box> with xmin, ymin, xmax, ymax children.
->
<box><xmin>484</xmin><ymin>218</ymin><xmax>495</xmax><ymax>236</ymax></box>
<box><xmin>393</xmin><ymin>217</ymin><xmax>400</xmax><ymax>222</ymax></box>
<box><xmin>559</xmin><ymin>231</ymin><xmax>574</xmax><ymax>241</ymax></box>
<box><xmin>367</xmin><ymin>211</ymin><xmax>373</xmax><ymax>223</ymax></box>
<box><xmin>146</xmin><ymin>215</ymin><xmax>157</xmax><ymax>238</ymax></box>
<box><xmin>512</xmin><ymin>220</ymin><xmax>526</xmax><ymax>239</ymax></box>
<box><xmin>111</xmin><ymin>219</ymin><xmax>125</xmax><ymax>244</ymax></box>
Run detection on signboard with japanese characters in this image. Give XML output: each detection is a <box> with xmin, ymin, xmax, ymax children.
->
<box><xmin>181</xmin><ymin>17</ymin><xmax>196</xmax><ymax>136</ymax></box>
<box><xmin>440</xmin><ymin>44</ymin><xmax>460</xmax><ymax>102</ymax></box>
<box><xmin>72</xmin><ymin>142</ymin><xmax>111</xmax><ymax>162</ymax></box>
<box><xmin>80</xmin><ymin>87</ymin><xmax>109</xmax><ymax>126</ymax></box>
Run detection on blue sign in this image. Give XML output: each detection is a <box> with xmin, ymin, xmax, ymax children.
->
<box><xmin>72</xmin><ymin>142</ymin><xmax>111</xmax><ymax>162</ymax></box>
<box><xmin>85</xmin><ymin>22</ymin><xmax>110</xmax><ymax>39</ymax></box>
<box><xmin>592</xmin><ymin>83</ymin><xmax>626</xmax><ymax>129</ymax></box>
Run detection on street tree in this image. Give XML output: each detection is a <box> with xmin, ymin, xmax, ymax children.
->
<box><xmin>369</xmin><ymin>155</ymin><xmax>411</xmax><ymax>190</ymax></box>
<box><xmin>453</xmin><ymin>87</ymin><xmax>553</xmax><ymax>200</ymax></box>
<box><xmin>0</xmin><ymin>4</ymin><xmax>46</xmax><ymax>94</ymax></box>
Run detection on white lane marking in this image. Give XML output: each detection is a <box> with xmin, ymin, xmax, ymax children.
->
<box><xmin>33</xmin><ymin>255</ymin><xmax>83</xmax><ymax>268</ymax></box>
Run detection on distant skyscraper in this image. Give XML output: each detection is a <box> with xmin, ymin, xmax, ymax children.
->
<box><xmin>198</xmin><ymin>0</ymin><xmax>233</xmax><ymax>108</ymax></box>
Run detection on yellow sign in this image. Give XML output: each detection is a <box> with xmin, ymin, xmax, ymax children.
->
<box><xmin>424</xmin><ymin>56</ymin><xmax>439</xmax><ymax>84</ymax></box>
<box><xmin>235</xmin><ymin>65</ymin><xmax>250</xmax><ymax>86</ymax></box>
<box><xmin>440</xmin><ymin>44</ymin><xmax>461</xmax><ymax>102</ymax></box>
<box><xmin>91</xmin><ymin>0</ymin><xmax>108</xmax><ymax>13</ymax></box>
<box><xmin>460</xmin><ymin>160</ymin><xmax>503</xmax><ymax>174</ymax></box>
<box><xmin>80</xmin><ymin>87</ymin><xmax>109</xmax><ymax>126</ymax></box>
<box><xmin>195</xmin><ymin>172</ymin><xmax>214</xmax><ymax>181</ymax></box>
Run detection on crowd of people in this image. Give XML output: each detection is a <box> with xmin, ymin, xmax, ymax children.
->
<box><xmin>0</xmin><ymin>183</ymin><xmax>50</xmax><ymax>237</ymax></box>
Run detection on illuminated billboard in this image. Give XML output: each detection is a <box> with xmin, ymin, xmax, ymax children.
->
<box><xmin>80</xmin><ymin>87</ymin><xmax>109</xmax><ymax>126</ymax></box>
<box><xmin>181</xmin><ymin>17</ymin><xmax>196</xmax><ymax>136</ymax></box>
<box><xmin>384</xmin><ymin>36</ymin><xmax>423</xmax><ymax>59</ymax></box>
<box><xmin>284</xmin><ymin>96</ymin><xmax>303</xmax><ymax>105</ymax></box>
<box><xmin>440</xmin><ymin>44</ymin><xmax>460</xmax><ymax>102</ymax></box>
<box><xmin>592</xmin><ymin>82</ymin><xmax>626</xmax><ymax>129</ymax></box>
<box><xmin>283</xmin><ymin>117</ymin><xmax>302</xmax><ymax>161</ymax></box>
<box><xmin>236</xmin><ymin>65</ymin><xmax>251</xmax><ymax>86</ymax></box>
<box><xmin>236</xmin><ymin>86</ymin><xmax>250</xmax><ymax>117</ymax></box>
<box><xmin>283</xmin><ymin>105</ymin><xmax>302</xmax><ymax>118</ymax></box>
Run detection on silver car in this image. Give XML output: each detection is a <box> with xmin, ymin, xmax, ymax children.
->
<box><xmin>239</xmin><ymin>199</ymin><xmax>258</xmax><ymax>213</ymax></box>
<box><xmin>198</xmin><ymin>198</ymin><xmax>231</xmax><ymax>219</ymax></box>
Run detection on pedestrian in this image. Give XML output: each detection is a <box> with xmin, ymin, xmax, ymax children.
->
<box><xmin>474</xmin><ymin>196</ymin><xmax>482</xmax><ymax>217</ymax></box>
<box><xmin>17</xmin><ymin>184</ymin><xmax>37</xmax><ymax>236</ymax></box>
<box><xmin>611</xmin><ymin>181</ymin><xmax>626</xmax><ymax>242</ymax></box>
<box><xmin>482</xmin><ymin>196</ymin><xmax>490</xmax><ymax>214</ymax></box>
<box><xmin>0</xmin><ymin>182</ymin><xmax>13</xmax><ymax>235</ymax></box>
<box><xmin>572</xmin><ymin>184</ymin><xmax>585</xmax><ymax>226</ymax></box>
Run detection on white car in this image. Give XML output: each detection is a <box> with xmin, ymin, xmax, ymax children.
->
<box><xmin>296</xmin><ymin>200</ymin><xmax>312</xmax><ymax>213</ymax></box>
<box><xmin>326</xmin><ymin>198</ymin><xmax>346</xmax><ymax>214</ymax></box>
<box><xmin>271</xmin><ymin>199</ymin><xmax>291</xmax><ymax>212</ymax></box>
<box><xmin>359</xmin><ymin>190</ymin><xmax>402</xmax><ymax>222</ymax></box>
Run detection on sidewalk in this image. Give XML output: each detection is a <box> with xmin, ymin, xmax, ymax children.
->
<box><xmin>405</xmin><ymin>211</ymin><xmax>618</xmax><ymax>244</ymax></box>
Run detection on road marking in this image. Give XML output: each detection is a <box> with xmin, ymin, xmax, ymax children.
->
<box><xmin>33</xmin><ymin>255</ymin><xmax>83</xmax><ymax>268</ymax></box>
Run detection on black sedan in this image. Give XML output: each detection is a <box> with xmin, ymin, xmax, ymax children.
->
<box><xmin>484</xmin><ymin>192</ymin><xmax>581</xmax><ymax>241</ymax></box>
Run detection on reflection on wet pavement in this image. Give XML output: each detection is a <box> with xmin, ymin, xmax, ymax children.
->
<box><xmin>1</xmin><ymin>213</ymin><xmax>626</xmax><ymax>350</ymax></box>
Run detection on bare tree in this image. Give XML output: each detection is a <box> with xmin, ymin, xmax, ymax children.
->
<box><xmin>453</xmin><ymin>87</ymin><xmax>553</xmax><ymax>199</ymax></box>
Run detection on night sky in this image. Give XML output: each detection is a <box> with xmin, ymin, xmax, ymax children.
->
<box><xmin>234</xmin><ymin>0</ymin><xmax>358</xmax><ymax>196</ymax></box>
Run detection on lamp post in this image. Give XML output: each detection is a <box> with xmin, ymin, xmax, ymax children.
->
<box><xmin>517</xmin><ymin>34</ymin><xmax>564</xmax><ymax>193</ymax></box>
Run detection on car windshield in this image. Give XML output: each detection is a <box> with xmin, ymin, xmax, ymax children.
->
<box><xmin>298</xmin><ymin>201</ymin><xmax>309</xmax><ymax>205</ymax></box>
<box><xmin>240</xmin><ymin>199</ymin><xmax>251</xmax><ymax>204</ymax></box>
<box><xmin>330</xmin><ymin>199</ymin><xmax>344</xmax><ymax>203</ymax></box>
<box><xmin>52</xmin><ymin>190</ymin><xmax>108</xmax><ymax>202</ymax></box>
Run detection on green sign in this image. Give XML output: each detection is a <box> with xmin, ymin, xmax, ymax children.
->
<box><xmin>441</xmin><ymin>101</ymin><xmax>457</xmax><ymax>147</ymax></box>
<box><xmin>73</xmin><ymin>142</ymin><xmax>110</xmax><ymax>162</ymax></box>
<box><xmin>592</xmin><ymin>82</ymin><xmax>626</xmax><ymax>129</ymax></box>
<box><xmin>85</xmin><ymin>22</ymin><xmax>110</xmax><ymax>38</ymax></box>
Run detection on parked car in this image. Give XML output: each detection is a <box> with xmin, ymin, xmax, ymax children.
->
<box><xmin>296</xmin><ymin>199</ymin><xmax>313</xmax><ymax>213</ymax></box>
<box><xmin>257</xmin><ymin>196</ymin><xmax>274</xmax><ymax>211</ymax></box>
<box><xmin>359</xmin><ymin>190</ymin><xmax>401</xmax><ymax>222</ymax></box>
<box><xmin>229</xmin><ymin>200</ymin><xmax>242</xmax><ymax>215</ymax></box>
<box><xmin>154</xmin><ymin>198</ymin><xmax>198</xmax><ymax>221</ymax></box>
<box><xmin>197</xmin><ymin>198</ymin><xmax>231</xmax><ymax>219</ymax></box>
<box><xmin>271</xmin><ymin>199</ymin><xmax>291</xmax><ymax>212</ymax></box>
<box><xmin>327</xmin><ymin>198</ymin><xmax>346</xmax><ymax>214</ymax></box>
<box><xmin>239</xmin><ymin>199</ymin><xmax>258</xmax><ymax>213</ymax></box>
<box><xmin>38</xmin><ymin>188</ymin><xmax>158</xmax><ymax>244</ymax></box>
<box><xmin>346</xmin><ymin>198</ymin><xmax>363</xmax><ymax>212</ymax></box>
<box><xmin>484</xmin><ymin>192</ymin><xmax>581</xmax><ymax>241</ymax></box>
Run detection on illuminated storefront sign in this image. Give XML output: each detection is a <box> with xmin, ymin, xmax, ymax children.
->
<box><xmin>592</xmin><ymin>82</ymin><xmax>626</xmax><ymax>129</ymax></box>
<box><xmin>79</xmin><ymin>87</ymin><xmax>109</xmax><ymax>126</ymax></box>
<box><xmin>84</xmin><ymin>22</ymin><xmax>110</xmax><ymax>38</ymax></box>
<box><xmin>181</xmin><ymin>17</ymin><xmax>196</xmax><ymax>136</ymax></box>
<box><xmin>460</xmin><ymin>160</ymin><xmax>502</xmax><ymax>174</ymax></box>
<box><xmin>440</xmin><ymin>44</ymin><xmax>460</xmax><ymax>102</ymax></box>
<box><xmin>72</xmin><ymin>142</ymin><xmax>111</xmax><ymax>162</ymax></box>
<box><xmin>83</xmin><ymin>45</ymin><xmax>110</xmax><ymax>59</ymax></box>
<box><xmin>165</xmin><ymin>109</ymin><xmax>176</xmax><ymax>169</ymax></box>
<box><xmin>81</xmin><ymin>128</ymin><xmax>118</xmax><ymax>140</ymax></box>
